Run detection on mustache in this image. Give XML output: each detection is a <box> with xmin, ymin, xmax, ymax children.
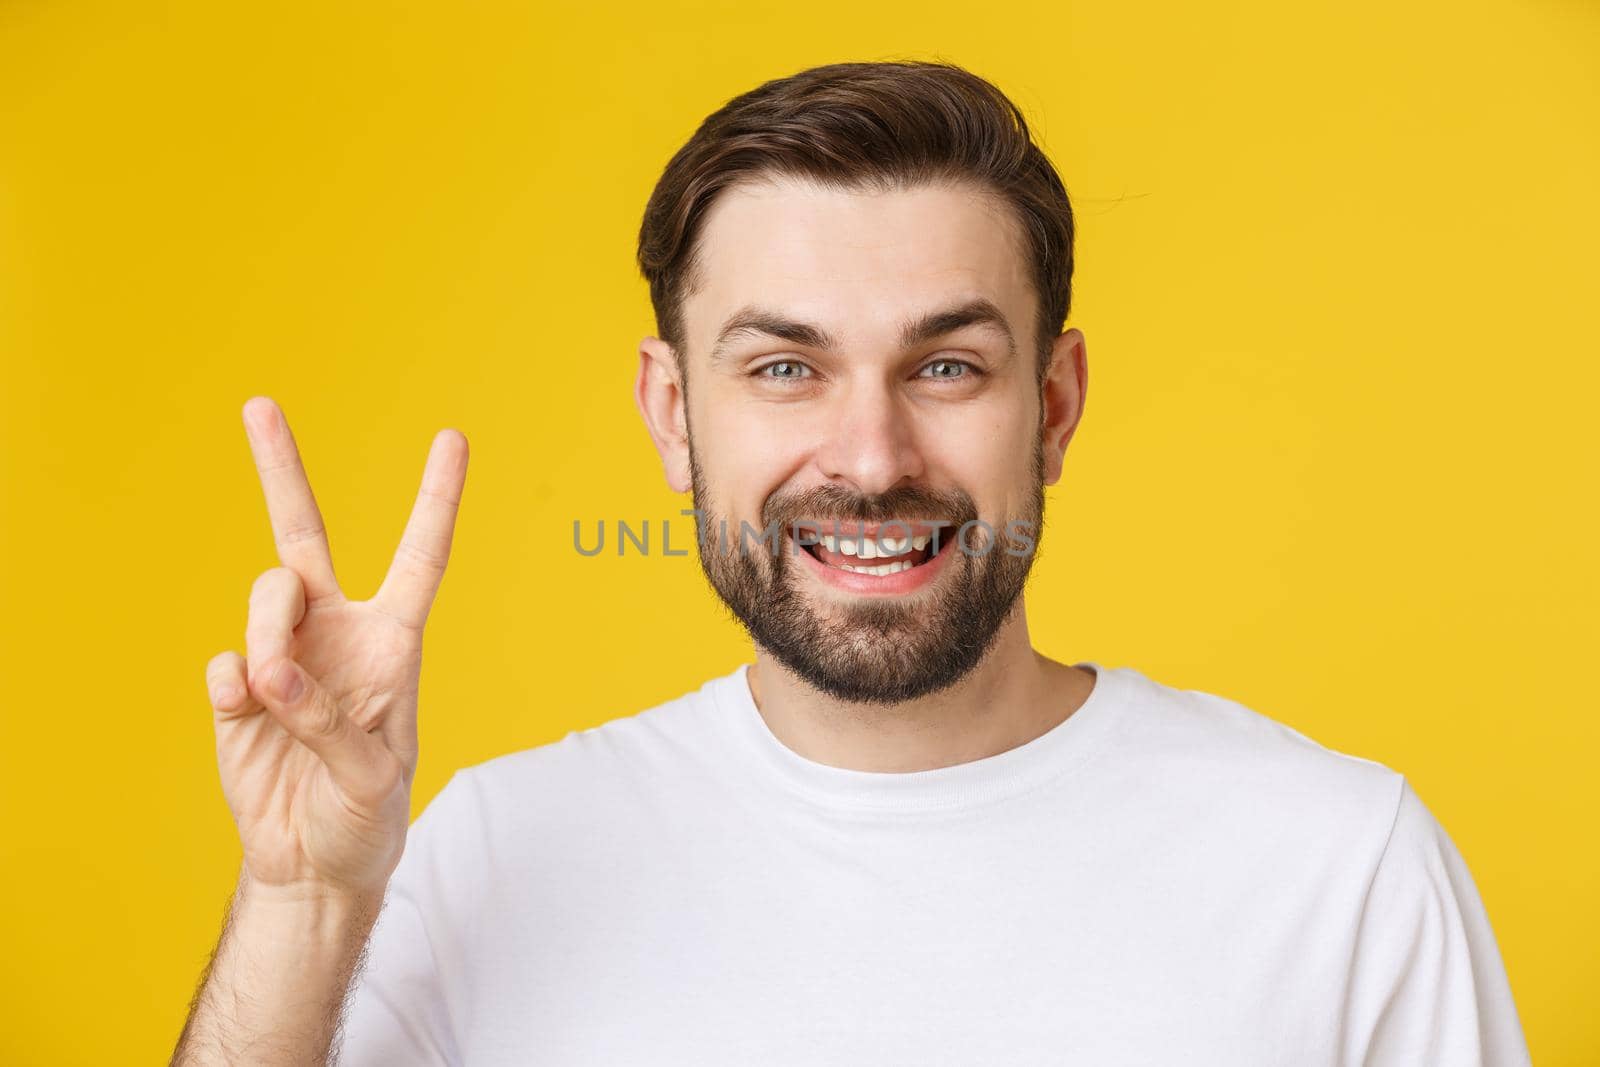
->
<box><xmin>761</xmin><ymin>484</ymin><xmax>979</xmax><ymax>529</ymax></box>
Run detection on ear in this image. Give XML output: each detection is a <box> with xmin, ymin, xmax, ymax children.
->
<box><xmin>1040</xmin><ymin>328</ymin><xmax>1088</xmax><ymax>486</ymax></box>
<box><xmin>635</xmin><ymin>335</ymin><xmax>693</xmax><ymax>493</ymax></box>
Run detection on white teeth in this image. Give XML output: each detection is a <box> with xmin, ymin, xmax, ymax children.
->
<box><xmin>839</xmin><ymin>560</ymin><xmax>914</xmax><ymax>576</ymax></box>
<box><xmin>825</xmin><ymin>527</ymin><xmax>931</xmax><ymax>560</ymax></box>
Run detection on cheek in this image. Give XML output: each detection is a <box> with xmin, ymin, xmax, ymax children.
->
<box><xmin>934</xmin><ymin>413</ymin><xmax>1018</xmax><ymax>474</ymax></box>
<box><xmin>932</xmin><ymin>414</ymin><xmax>1039</xmax><ymax>519</ymax></box>
<box><xmin>695</xmin><ymin>408</ymin><xmax>811</xmax><ymax>514</ymax></box>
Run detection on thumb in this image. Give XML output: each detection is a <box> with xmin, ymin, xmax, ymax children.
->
<box><xmin>253</xmin><ymin>658</ymin><xmax>399</xmax><ymax>810</ymax></box>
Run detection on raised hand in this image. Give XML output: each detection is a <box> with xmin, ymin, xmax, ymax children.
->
<box><xmin>205</xmin><ymin>397</ymin><xmax>468</xmax><ymax>896</ymax></box>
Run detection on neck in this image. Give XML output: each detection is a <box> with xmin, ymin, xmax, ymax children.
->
<box><xmin>745</xmin><ymin>602</ymin><xmax>1096</xmax><ymax>773</ymax></box>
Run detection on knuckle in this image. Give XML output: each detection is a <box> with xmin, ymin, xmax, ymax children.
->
<box><xmin>369</xmin><ymin>597</ymin><xmax>426</xmax><ymax>634</ymax></box>
<box><xmin>248</xmin><ymin>568</ymin><xmax>306</xmax><ymax>619</ymax></box>
<box><xmin>396</xmin><ymin>539</ymin><xmax>448</xmax><ymax>574</ymax></box>
<box><xmin>245</xmin><ymin>656</ymin><xmax>282</xmax><ymax>700</ymax></box>
<box><xmin>250</xmin><ymin>566</ymin><xmax>301</xmax><ymax>599</ymax></box>
<box><xmin>418</xmin><ymin>485</ymin><xmax>462</xmax><ymax>508</ymax></box>
<box><xmin>205</xmin><ymin>651</ymin><xmax>247</xmax><ymax>708</ymax></box>
<box><xmin>205</xmin><ymin>650</ymin><xmax>241</xmax><ymax>678</ymax></box>
<box><xmin>305</xmin><ymin>694</ymin><xmax>347</xmax><ymax>742</ymax></box>
<box><xmin>277</xmin><ymin>520</ymin><xmax>328</xmax><ymax>547</ymax></box>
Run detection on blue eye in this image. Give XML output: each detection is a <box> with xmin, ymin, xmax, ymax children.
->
<box><xmin>920</xmin><ymin>359</ymin><xmax>972</xmax><ymax>380</ymax></box>
<box><xmin>759</xmin><ymin>361</ymin><xmax>812</xmax><ymax>381</ymax></box>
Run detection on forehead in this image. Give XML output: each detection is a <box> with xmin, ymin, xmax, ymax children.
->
<box><xmin>681</xmin><ymin>175</ymin><xmax>1034</xmax><ymax>356</ymax></box>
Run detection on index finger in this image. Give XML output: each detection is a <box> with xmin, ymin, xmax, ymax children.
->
<box><xmin>373</xmin><ymin>428</ymin><xmax>469</xmax><ymax>629</ymax></box>
<box><xmin>241</xmin><ymin>397</ymin><xmax>341</xmax><ymax>602</ymax></box>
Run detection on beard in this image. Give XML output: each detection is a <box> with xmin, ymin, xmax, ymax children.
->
<box><xmin>687</xmin><ymin>440</ymin><xmax>1046</xmax><ymax>706</ymax></box>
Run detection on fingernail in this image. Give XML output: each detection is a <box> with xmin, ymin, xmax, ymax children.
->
<box><xmin>269</xmin><ymin>661</ymin><xmax>304</xmax><ymax>702</ymax></box>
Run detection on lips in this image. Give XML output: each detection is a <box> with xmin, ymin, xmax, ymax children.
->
<box><xmin>790</xmin><ymin>519</ymin><xmax>958</xmax><ymax>594</ymax></box>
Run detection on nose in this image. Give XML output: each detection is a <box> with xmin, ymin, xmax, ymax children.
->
<box><xmin>812</xmin><ymin>378</ymin><xmax>926</xmax><ymax>496</ymax></box>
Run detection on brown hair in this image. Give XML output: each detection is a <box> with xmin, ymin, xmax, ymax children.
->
<box><xmin>636</xmin><ymin>60</ymin><xmax>1076</xmax><ymax>383</ymax></box>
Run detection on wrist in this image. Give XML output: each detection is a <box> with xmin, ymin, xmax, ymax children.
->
<box><xmin>237</xmin><ymin>867</ymin><xmax>387</xmax><ymax>907</ymax></box>
<box><xmin>231</xmin><ymin>870</ymin><xmax>387</xmax><ymax>943</ymax></box>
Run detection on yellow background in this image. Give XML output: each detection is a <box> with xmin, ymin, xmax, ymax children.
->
<box><xmin>2</xmin><ymin>1</ymin><xmax>1596</xmax><ymax>1061</ymax></box>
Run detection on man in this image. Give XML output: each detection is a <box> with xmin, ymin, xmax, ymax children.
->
<box><xmin>174</xmin><ymin>61</ymin><xmax>1530</xmax><ymax>1065</ymax></box>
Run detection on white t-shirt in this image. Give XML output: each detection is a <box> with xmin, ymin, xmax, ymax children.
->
<box><xmin>338</xmin><ymin>662</ymin><xmax>1530</xmax><ymax>1066</ymax></box>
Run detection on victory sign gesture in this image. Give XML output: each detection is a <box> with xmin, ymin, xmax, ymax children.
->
<box><xmin>205</xmin><ymin>397</ymin><xmax>469</xmax><ymax>897</ymax></box>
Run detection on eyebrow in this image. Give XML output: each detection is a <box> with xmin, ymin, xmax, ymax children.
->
<box><xmin>708</xmin><ymin>297</ymin><xmax>1017</xmax><ymax>364</ymax></box>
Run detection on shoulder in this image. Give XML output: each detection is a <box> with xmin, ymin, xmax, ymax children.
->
<box><xmin>1340</xmin><ymin>775</ymin><xmax>1531</xmax><ymax>1063</ymax></box>
<box><xmin>1363</xmin><ymin>776</ymin><xmax>1486</xmax><ymax>921</ymax></box>
<box><xmin>1104</xmin><ymin>665</ymin><xmax>1408</xmax><ymax>849</ymax></box>
<box><xmin>413</xmin><ymin>666</ymin><xmax>744</xmax><ymax>837</ymax></box>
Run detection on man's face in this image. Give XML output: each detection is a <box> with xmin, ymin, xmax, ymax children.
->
<box><xmin>661</xmin><ymin>176</ymin><xmax>1066</xmax><ymax>705</ymax></box>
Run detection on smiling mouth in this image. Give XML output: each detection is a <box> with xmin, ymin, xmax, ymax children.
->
<box><xmin>790</xmin><ymin>524</ymin><xmax>953</xmax><ymax>576</ymax></box>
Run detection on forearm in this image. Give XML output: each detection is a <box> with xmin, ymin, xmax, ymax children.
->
<box><xmin>173</xmin><ymin>871</ymin><xmax>385</xmax><ymax>1066</ymax></box>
